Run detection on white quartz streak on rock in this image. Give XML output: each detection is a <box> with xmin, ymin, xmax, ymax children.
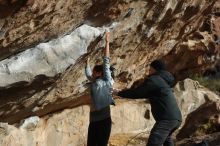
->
<box><xmin>0</xmin><ymin>25</ymin><xmax>103</xmax><ymax>87</ymax></box>
<box><xmin>19</xmin><ymin>116</ymin><xmax>40</xmax><ymax>130</ymax></box>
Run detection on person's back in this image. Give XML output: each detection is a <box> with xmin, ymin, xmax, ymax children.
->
<box><xmin>147</xmin><ymin>70</ymin><xmax>182</xmax><ymax>121</ymax></box>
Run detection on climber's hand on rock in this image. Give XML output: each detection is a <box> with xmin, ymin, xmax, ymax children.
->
<box><xmin>105</xmin><ymin>31</ymin><xmax>110</xmax><ymax>42</ymax></box>
<box><xmin>86</xmin><ymin>57</ymin><xmax>90</xmax><ymax>65</ymax></box>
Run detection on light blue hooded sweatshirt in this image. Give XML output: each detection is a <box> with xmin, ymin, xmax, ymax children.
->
<box><xmin>85</xmin><ymin>57</ymin><xmax>115</xmax><ymax>122</ymax></box>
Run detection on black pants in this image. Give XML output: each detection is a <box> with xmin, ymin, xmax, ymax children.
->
<box><xmin>147</xmin><ymin>120</ymin><xmax>181</xmax><ymax>146</ymax></box>
<box><xmin>87</xmin><ymin>117</ymin><xmax>112</xmax><ymax>146</ymax></box>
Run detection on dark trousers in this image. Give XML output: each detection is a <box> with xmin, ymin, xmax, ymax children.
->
<box><xmin>147</xmin><ymin>120</ymin><xmax>181</xmax><ymax>146</ymax></box>
<box><xmin>87</xmin><ymin>117</ymin><xmax>112</xmax><ymax>146</ymax></box>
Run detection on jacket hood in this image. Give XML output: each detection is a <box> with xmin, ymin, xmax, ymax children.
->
<box><xmin>156</xmin><ymin>70</ymin><xmax>175</xmax><ymax>87</ymax></box>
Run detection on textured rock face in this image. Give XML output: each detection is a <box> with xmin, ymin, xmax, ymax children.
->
<box><xmin>0</xmin><ymin>24</ymin><xmax>103</xmax><ymax>86</ymax></box>
<box><xmin>174</xmin><ymin>79</ymin><xmax>219</xmax><ymax>120</ymax></box>
<box><xmin>175</xmin><ymin>79</ymin><xmax>220</xmax><ymax>146</ymax></box>
<box><xmin>0</xmin><ymin>106</ymin><xmax>90</xmax><ymax>146</ymax></box>
<box><xmin>177</xmin><ymin>100</ymin><xmax>220</xmax><ymax>140</ymax></box>
<box><xmin>0</xmin><ymin>100</ymin><xmax>150</xmax><ymax>146</ymax></box>
<box><xmin>110</xmin><ymin>132</ymin><xmax>220</xmax><ymax>146</ymax></box>
<box><xmin>0</xmin><ymin>0</ymin><xmax>92</xmax><ymax>60</ymax></box>
<box><xmin>0</xmin><ymin>0</ymin><xmax>220</xmax><ymax>146</ymax></box>
<box><xmin>0</xmin><ymin>79</ymin><xmax>219</xmax><ymax>146</ymax></box>
<box><xmin>0</xmin><ymin>0</ymin><xmax>219</xmax><ymax>125</ymax></box>
<box><xmin>176</xmin><ymin>132</ymin><xmax>220</xmax><ymax>146</ymax></box>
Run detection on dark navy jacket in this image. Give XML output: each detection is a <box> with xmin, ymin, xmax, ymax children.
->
<box><xmin>118</xmin><ymin>70</ymin><xmax>182</xmax><ymax>121</ymax></box>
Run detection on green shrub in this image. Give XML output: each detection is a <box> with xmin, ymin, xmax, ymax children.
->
<box><xmin>191</xmin><ymin>76</ymin><xmax>220</xmax><ymax>94</ymax></box>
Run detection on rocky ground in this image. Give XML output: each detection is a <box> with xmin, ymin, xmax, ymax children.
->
<box><xmin>110</xmin><ymin>132</ymin><xmax>220</xmax><ymax>146</ymax></box>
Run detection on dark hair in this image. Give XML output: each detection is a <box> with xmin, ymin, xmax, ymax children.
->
<box><xmin>93</xmin><ymin>65</ymin><xmax>103</xmax><ymax>73</ymax></box>
<box><xmin>93</xmin><ymin>65</ymin><xmax>115</xmax><ymax>79</ymax></box>
<box><xmin>150</xmin><ymin>59</ymin><xmax>166</xmax><ymax>71</ymax></box>
<box><xmin>110</xmin><ymin>66</ymin><xmax>116</xmax><ymax>79</ymax></box>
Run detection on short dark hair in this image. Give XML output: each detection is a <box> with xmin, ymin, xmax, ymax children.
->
<box><xmin>150</xmin><ymin>59</ymin><xmax>166</xmax><ymax>71</ymax></box>
<box><xmin>93</xmin><ymin>65</ymin><xmax>115</xmax><ymax>79</ymax></box>
<box><xmin>93</xmin><ymin>65</ymin><xmax>103</xmax><ymax>73</ymax></box>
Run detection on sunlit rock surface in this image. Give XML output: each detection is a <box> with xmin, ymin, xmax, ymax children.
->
<box><xmin>0</xmin><ymin>79</ymin><xmax>219</xmax><ymax>146</ymax></box>
<box><xmin>0</xmin><ymin>24</ymin><xmax>103</xmax><ymax>87</ymax></box>
<box><xmin>0</xmin><ymin>0</ymin><xmax>219</xmax><ymax>146</ymax></box>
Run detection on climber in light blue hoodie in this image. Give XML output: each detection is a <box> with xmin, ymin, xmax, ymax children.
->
<box><xmin>85</xmin><ymin>31</ymin><xmax>115</xmax><ymax>146</ymax></box>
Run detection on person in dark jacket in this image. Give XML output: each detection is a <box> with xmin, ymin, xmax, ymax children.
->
<box><xmin>118</xmin><ymin>59</ymin><xmax>182</xmax><ymax>146</ymax></box>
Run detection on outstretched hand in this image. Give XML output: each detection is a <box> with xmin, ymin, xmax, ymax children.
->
<box><xmin>111</xmin><ymin>88</ymin><xmax>121</xmax><ymax>96</ymax></box>
<box><xmin>86</xmin><ymin>57</ymin><xmax>90</xmax><ymax>65</ymax></box>
<box><xmin>111</xmin><ymin>88</ymin><xmax>122</xmax><ymax>99</ymax></box>
<box><xmin>105</xmin><ymin>31</ymin><xmax>110</xmax><ymax>42</ymax></box>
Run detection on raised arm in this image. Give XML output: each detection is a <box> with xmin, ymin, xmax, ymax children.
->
<box><xmin>105</xmin><ymin>31</ymin><xmax>110</xmax><ymax>57</ymax></box>
<box><xmin>85</xmin><ymin>57</ymin><xmax>93</xmax><ymax>81</ymax></box>
<box><xmin>103</xmin><ymin>31</ymin><xmax>112</xmax><ymax>81</ymax></box>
